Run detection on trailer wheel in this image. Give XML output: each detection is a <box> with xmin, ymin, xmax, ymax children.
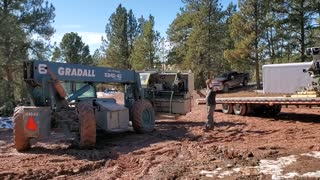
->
<box><xmin>14</xmin><ymin>106</ymin><xmax>31</xmax><ymax>152</ymax></box>
<box><xmin>253</xmin><ymin>105</ymin><xmax>268</xmax><ymax>116</ymax></box>
<box><xmin>222</xmin><ymin>103</ymin><xmax>233</xmax><ymax>114</ymax></box>
<box><xmin>266</xmin><ymin>105</ymin><xmax>281</xmax><ymax>116</ymax></box>
<box><xmin>131</xmin><ymin>99</ymin><xmax>155</xmax><ymax>133</ymax></box>
<box><xmin>233</xmin><ymin>103</ymin><xmax>247</xmax><ymax>116</ymax></box>
<box><xmin>246</xmin><ymin>104</ymin><xmax>253</xmax><ymax>115</ymax></box>
<box><xmin>77</xmin><ymin>100</ymin><xmax>96</xmax><ymax>149</ymax></box>
<box><xmin>274</xmin><ymin>105</ymin><xmax>282</xmax><ymax>115</ymax></box>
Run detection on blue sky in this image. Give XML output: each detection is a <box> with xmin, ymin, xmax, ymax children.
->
<box><xmin>49</xmin><ymin>0</ymin><xmax>237</xmax><ymax>53</ymax></box>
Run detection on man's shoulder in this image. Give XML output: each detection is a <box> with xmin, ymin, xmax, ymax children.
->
<box><xmin>207</xmin><ymin>89</ymin><xmax>216</xmax><ymax>96</ymax></box>
<box><xmin>208</xmin><ymin>89</ymin><xmax>216</xmax><ymax>93</ymax></box>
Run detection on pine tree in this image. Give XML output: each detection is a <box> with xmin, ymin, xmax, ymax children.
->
<box><xmin>92</xmin><ymin>49</ymin><xmax>103</xmax><ymax>66</ymax></box>
<box><xmin>224</xmin><ymin>0</ymin><xmax>269</xmax><ymax>89</ymax></box>
<box><xmin>104</xmin><ymin>4</ymin><xmax>129</xmax><ymax>69</ymax></box>
<box><xmin>130</xmin><ymin>15</ymin><xmax>160</xmax><ymax>70</ymax></box>
<box><xmin>272</xmin><ymin>0</ymin><xmax>319</xmax><ymax>62</ymax></box>
<box><xmin>54</xmin><ymin>32</ymin><xmax>93</xmax><ymax>65</ymax></box>
<box><xmin>127</xmin><ymin>10</ymin><xmax>138</xmax><ymax>61</ymax></box>
<box><xmin>168</xmin><ymin>0</ymin><xmax>235</xmax><ymax>88</ymax></box>
<box><xmin>0</xmin><ymin>0</ymin><xmax>55</xmax><ymax>115</ymax></box>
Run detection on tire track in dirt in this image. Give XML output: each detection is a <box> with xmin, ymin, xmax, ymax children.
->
<box><xmin>0</xmin><ymin>149</ymin><xmax>109</xmax><ymax>180</ymax></box>
<box><xmin>0</xmin><ymin>131</ymin><xmax>117</xmax><ymax>180</ymax></box>
<box><xmin>71</xmin><ymin>137</ymin><xmax>259</xmax><ymax>180</ymax></box>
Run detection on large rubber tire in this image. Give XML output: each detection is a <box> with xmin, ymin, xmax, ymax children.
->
<box><xmin>266</xmin><ymin>105</ymin><xmax>281</xmax><ymax>116</ymax></box>
<box><xmin>223</xmin><ymin>84</ymin><xmax>229</xmax><ymax>93</ymax></box>
<box><xmin>273</xmin><ymin>105</ymin><xmax>282</xmax><ymax>115</ymax></box>
<box><xmin>253</xmin><ymin>105</ymin><xmax>268</xmax><ymax>116</ymax></box>
<box><xmin>222</xmin><ymin>103</ymin><xmax>233</xmax><ymax>114</ymax></box>
<box><xmin>233</xmin><ymin>103</ymin><xmax>247</xmax><ymax>116</ymax></box>
<box><xmin>246</xmin><ymin>104</ymin><xmax>253</xmax><ymax>115</ymax></box>
<box><xmin>14</xmin><ymin>107</ymin><xmax>31</xmax><ymax>152</ymax></box>
<box><xmin>77</xmin><ymin>101</ymin><xmax>96</xmax><ymax>149</ymax></box>
<box><xmin>131</xmin><ymin>100</ymin><xmax>155</xmax><ymax>133</ymax></box>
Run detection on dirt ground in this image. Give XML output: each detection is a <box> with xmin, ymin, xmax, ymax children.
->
<box><xmin>0</xmin><ymin>89</ymin><xmax>320</xmax><ymax>179</ymax></box>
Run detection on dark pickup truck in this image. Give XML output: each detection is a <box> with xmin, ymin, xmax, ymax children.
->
<box><xmin>212</xmin><ymin>71</ymin><xmax>249</xmax><ymax>92</ymax></box>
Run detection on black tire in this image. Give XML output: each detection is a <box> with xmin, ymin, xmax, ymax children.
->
<box><xmin>77</xmin><ymin>100</ymin><xmax>96</xmax><ymax>149</ymax></box>
<box><xmin>253</xmin><ymin>105</ymin><xmax>268</xmax><ymax>116</ymax></box>
<box><xmin>131</xmin><ymin>99</ymin><xmax>155</xmax><ymax>133</ymax></box>
<box><xmin>14</xmin><ymin>107</ymin><xmax>31</xmax><ymax>152</ymax></box>
<box><xmin>222</xmin><ymin>104</ymin><xmax>233</xmax><ymax>114</ymax></box>
<box><xmin>243</xmin><ymin>78</ymin><xmax>248</xmax><ymax>87</ymax></box>
<box><xmin>273</xmin><ymin>105</ymin><xmax>282</xmax><ymax>115</ymax></box>
<box><xmin>266</xmin><ymin>105</ymin><xmax>281</xmax><ymax>116</ymax></box>
<box><xmin>246</xmin><ymin>104</ymin><xmax>253</xmax><ymax>115</ymax></box>
<box><xmin>233</xmin><ymin>103</ymin><xmax>247</xmax><ymax>116</ymax></box>
<box><xmin>223</xmin><ymin>84</ymin><xmax>229</xmax><ymax>93</ymax></box>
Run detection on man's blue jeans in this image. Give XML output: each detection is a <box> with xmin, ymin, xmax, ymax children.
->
<box><xmin>206</xmin><ymin>104</ymin><xmax>216</xmax><ymax>127</ymax></box>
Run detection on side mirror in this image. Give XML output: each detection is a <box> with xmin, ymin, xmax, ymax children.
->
<box><xmin>303</xmin><ymin>69</ymin><xmax>307</xmax><ymax>73</ymax></box>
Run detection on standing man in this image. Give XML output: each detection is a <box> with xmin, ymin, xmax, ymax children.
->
<box><xmin>204</xmin><ymin>78</ymin><xmax>216</xmax><ymax>131</ymax></box>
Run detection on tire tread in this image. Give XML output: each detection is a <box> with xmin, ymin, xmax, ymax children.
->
<box><xmin>14</xmin><ymin>107</ymin><xmax>31</xmax><ymax>152</ymax></box>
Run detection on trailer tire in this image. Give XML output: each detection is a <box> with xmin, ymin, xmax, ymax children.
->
<box><xmin>266</xmin><ymin>105</ymin><xmax>281</xmax><ymax>116</ymax></box>
<box><xmin>273</xmin><ymin>105</ymin><xmax>282</xmax><ymax>115</ymax></box>
<box><xmin>233</xmin><ymin>103</ymin><xmax>247</xmax><ymax>116</ymax></box>
<box><xmin>253</xmin><ymin>105</ymin><xmax>268</xmax><ymax>116</ymax></box>
<box><xmin>14</xmin><ymin>107</ymin><xmax>31</xmax><ymax>152</ymax></box>
<box><xmin>77</xmin><ymin>100</ymin><xmax>96</xmax><ymax>149</ymax></box>
<box><xmin>246</xmin><ymin>104</ymin><xmax>253</xmax><ymax>115</ymax></box>
<box><xmin>131</xmin><ymin>99</ymin><xmax>155</xmax><ymax>133</ymax></box>
<box><xmin>222</xmin><ymin>104</ymin><xmax>233</xmax><ymax>114</ymax></box>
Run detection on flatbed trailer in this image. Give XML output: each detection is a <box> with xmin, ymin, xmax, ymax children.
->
<box><xmin>196</xmin><ymin>96</ymin><xmax>320</xmax><ymax>116</ymax></box>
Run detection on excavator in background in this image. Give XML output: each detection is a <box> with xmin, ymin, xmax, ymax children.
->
<box><xmin>14</xmin><ymin>60</ymin><xmax>155</xmax><ymax>151</ymax></box>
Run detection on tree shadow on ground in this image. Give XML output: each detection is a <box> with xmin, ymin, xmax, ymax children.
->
<box><xmin>22</xmin><ymin>120</ymin><xmax>202</xmax><ymax>161</ymax></box>
<box><xmin>214</xmin><ymin>121</ymin><xmax>246</xmax><ymax>128</ymax></box>
<box><xmin>247</xmin><ymin>112</ymin><xmax>320</xmax><ymax>123</ymax></box>
<box><xmin>274</xmin><ymin>113</ymin><xmax>320</xmax><ymax>123</ymax></box>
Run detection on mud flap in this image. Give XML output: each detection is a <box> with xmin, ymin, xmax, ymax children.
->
<box><xmin>14</xmin><ymin>106</ymin><xmax>51</xmax><ymax>152</ymax></box>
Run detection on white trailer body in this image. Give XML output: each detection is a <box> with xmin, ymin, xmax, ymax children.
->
<box><xmin>262</xmin><ymin>62</ymin><xmax>313</xmax><ymax>94</ymax></box>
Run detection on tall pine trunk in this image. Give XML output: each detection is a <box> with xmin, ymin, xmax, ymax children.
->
<box><xmin>299</xmin><ymin>0</ymin><xmax>305</xmax><ymax>62</ymax></box>
<box><xmin>254</xmin><ymin>1</ymin><xmax>261</xmax><ymax>89</ymax></box>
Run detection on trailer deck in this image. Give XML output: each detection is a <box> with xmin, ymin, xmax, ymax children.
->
<box><xmin>197</xmin><ymin>97</ymin><xmax>320</xmax><ymax>105</ymax></box>
<box><xmin>197</xmin><ymin>96</ymin><xmax>320</xmax><ymax>116</ymax></box>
